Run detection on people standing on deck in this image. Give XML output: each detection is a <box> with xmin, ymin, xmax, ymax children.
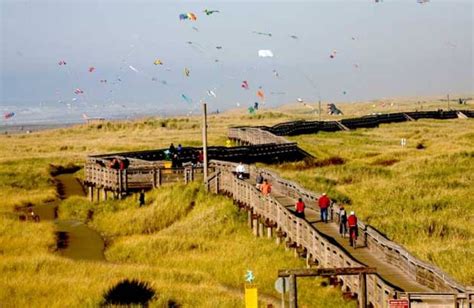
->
<box><xmin>235</xmin><ymin>162</ymin><xmax>246</xmax><ymax>179</ymax></box>
<box><xmin>177</xmin><ymin>144</ymin><xmax>183</xmax><ymax>155</ymax></box>
<box><xmin>197</xmin><ymin>150</ymin><xmax>204</xmax><ymax>166</ymax></box>
<box><xmin>339</xmin><ymin>205</ymin><xmax>348</xmax><ymax>237</ymax></box>
<box><xmin>348</xmin><ymin>211</ymin><xmax>358</xmax><ymax>246</ymax></box>
<box><xmin>260</xmin><ymin>179</ymin><xmax>272</xmax><ymax>196</ymax></box>
<box><xmin>169</xmin><ymin>143</ymin><xmax>176</xmax><ymax>155</ymax></box>
<box><xmin>139</xmin><ymin>190</ymin><xmax>145</xmax><ymax>207</ymax></box>
<box><xmin>255</xmin><ymin>172</ymin><xmax>264</xmax><ymax>189</ymax></box>
<box><xmin>295</xmin><ymin>198</ymin><xmax>305</xmax><ymax>219</ymax></box>
<box><xmin>318</xmin><ymin>193</ymin><xmax>330</xmax><ymax>223</ymax></box>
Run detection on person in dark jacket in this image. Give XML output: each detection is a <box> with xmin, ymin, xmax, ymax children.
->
<box><xmin>339</xmin><ymin>205</ymin><xmax>347</xmax><ymax>237</ymax></box>
<box><xmin>139</xmin><ymin>190</ymin><xmax>145</xmax><ymax>207</ymax></box>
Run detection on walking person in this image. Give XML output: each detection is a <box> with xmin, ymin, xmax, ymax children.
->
<box><xmin>348</xmin><ymin>211</ymin><xmax>358</xmax><ymax>248</ymax></box>
<box><xmin>260</xmin><ymin>179</ymin><xmax>272</xmax><ymax>196</ymax></box>
<box><xmin>295</xmin><ymin>198</ymin><xmax>305</xmax><ymax>219</ymax></box>
<box><xmin>318</xmin><ymin>193</ymin><xmax>330</xmax><ymax>223</ymax></box>
<box><xmin>139</xmin><ymin>190</ymin><xmax>145</xmax><ymax>207</ymax></box>
<box><xmin>235</xmin><ymin>162</ymin><xmax>246</xmax><ymax>179</ymax></box>
<box><xmin>339</xmin><ymin>205</ymin><xmax>348</xmax><ymax>237</ymax></box>
<box><xmin>255</xmin><ymin>172</ymin><xmax>263</xmax><ymax>189</ymax></box>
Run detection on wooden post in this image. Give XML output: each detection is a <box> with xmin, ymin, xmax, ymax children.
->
<box><xmin>96</xmin><ymin>187</ymin><xmax>101</xmax><ymax>203</ymax></box>
<box><xmin>103</xmin><ymin>189</ymin><xmax>108</xmax><ymax>201</ymax></box>
<box><xmin>157</xmin><ymin>168</ymin><xmax>162</xmax><ymax>187</ymax></box>
<box><xmin>118</xmin><ymin>170</ymin><xmax>122</xmax><ymax>195</ymax></box>
<box><xmin>289</xmin><ymin>274</ymin><xmax>297</xmax><ymax>308</ymax></box>
<box><xmin>124</xmin><ymin>169</ymin><xmax>128</xmax><ymax>192</ymax></box>
<box><xmin>248</xmin><ymin>210</ymin><xmax>253</xmax><ymax>228</ymax></box>
<box><xmin>276</xmin><ymin>229</ymin><xmax>282</xmax><ymax>245</ymax></box>
<box><xmin>88</xmin><ymin>186</ymin><xmax>94</xmax><ymax>202</ymax></box>
<box><xmin>267</xmin><ymin>226</ymin><xmax>273</xmax><ymax>239</ymax></box>
<box><xmin>258</xmin><ymin>221</ymin><xmax>264</xmax><ymax>237</ymax></box>
<box><xmin>202</xmin><ymin>102</ymin><xmax>208</xmax><ymax>190</ymax></box>
<box><xmin>152</xmin><ymin>169</ymin><xmax>157</xmax><ymax>188</ymax></box>
<box><xmin>253</xmin><ymin>217</ymin><xmax>259</xmax><ymax>236</ymax></box>
<box><xmin>452</xmin><ymin>293</ymin><xmax>457</xmax><ymax>308</ymax></box>
<box><xmin>359</xmin><ymin>273</ymin><xmax>367</xmax><ymax>308</ymax></box>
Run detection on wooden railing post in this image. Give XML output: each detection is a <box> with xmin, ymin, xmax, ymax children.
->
<box><xmin>152</xmin><ymin>168</ymin><xmax>157</xmax><ymax>188</ymax></box>
<box><xmin>158</xmin><ymin>168</ymin><xmax>162</xmax><ymax>187</ymax></box>
<box><xmin>124</xmin><ymin>169</ymin><xmax>128</xmax><ymax>192</ymax></box>
<box><xmin>359</xmin><ymin>273</ymin><xmax>367</xmax><ymax>308</ymax></box>
<box><xmin>289</xmin><ymin>274</ymin><xmax>297</xmax><ymax>308</ymax></box>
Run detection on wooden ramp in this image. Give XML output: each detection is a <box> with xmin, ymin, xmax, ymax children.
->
<box><xmin>265</xmin><ymin>189</ymin><xmax>431</xmax><ymax>293</ymax></box>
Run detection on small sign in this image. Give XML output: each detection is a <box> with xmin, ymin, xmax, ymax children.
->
<box><xmin>275</xmin><ymin>277</ymin><xmax>289</xmax><ymax>294</ymax></box>
<box><xmin>388</xmin><ymin>299</ymin><xmax>409</xmax><ymax>308</ymax></box>
<box><xmin>245</xmin><ymin>285</ymin><xmax>258</xmax><ymax>308</ymax></box>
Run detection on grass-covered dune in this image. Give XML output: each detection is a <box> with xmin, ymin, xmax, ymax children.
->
<box><xmin>270</xmin><ymin>117</ymin><xmax>474</xmax><ymax>285</ymax></box>
<box><xmin>0</xmin><ymin>110</ymin><xmax>353</xmax><ymax>306</ymax></box>
<box><xmin>0</xmin><ymin>96</ymin><xmax>472</xmax><ymax>306</ymax></box>
<box><xmin>1</xmin><ymin>183</ymin><xmax>351</xmax><ymax>307</ymax></box>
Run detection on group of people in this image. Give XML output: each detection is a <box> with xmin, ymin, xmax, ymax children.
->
<box><xmin>235</xmin><ymin>162</ymin><xmax>359</xmax><ymax>246</ymax></box>
<box><xmin>166</xmin><ymin>143</ymin><xmax>204</xmax><ymax>168</ymax></box>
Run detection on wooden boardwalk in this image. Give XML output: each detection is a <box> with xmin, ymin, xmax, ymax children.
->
<box><xmin>271</xmin><ymin>193</ymin><xmax>431</xmax><ymax>293</ymax></box>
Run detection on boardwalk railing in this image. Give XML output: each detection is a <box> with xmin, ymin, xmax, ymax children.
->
<box><xmin>208</xmin><ymin>160</ymin><xmax>399</xmax><ymax>307</ymax></box>
<box><xmin>228</xmin><ymin>127</ymin><xmax>291</xmax><ymax>145</ymax></box>
<box><xmin>208</xmin><ymin>160</ymin><xmax>467</xmax><ymax>298</ymax></box>
<box><xmin>228</xmin><ymin>110</ymin><xmax>473</xmax><ymax>141</ymax></box>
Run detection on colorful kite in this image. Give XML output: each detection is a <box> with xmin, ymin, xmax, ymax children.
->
<box><xmin>74</xmin><ymin>88</ymin><xmax>84</xmax><ymax>95</ymax></box>
<box><xmin>58</xmin><ymin>60</ymin><xmax>67</xmax><ymax>66</ymax></box>
<box><xmin>289</xmin><ymin>35</ymin><xmax>298</xmax><ymax>39</ymax></box>
<box><xmin>257</xmin><ymin>89</ymin><xmax>265</xmax><ymax>101</ymax></box>
<box><xmin>4</xmin><ymin>112</ymin><xmax>15</xmax><ymax>119</ymax></box>
<box><xmin>241</xmin><ymin>80</ymin><xmax>249</xmax><ymax>90</ymax></box>
<box><xmin>179</xmin><ymin>13</ymin><xmax>197</xmax><ymax>21</ymax></box>
<box><xmin>184</xmin><ymin>67</ymin><xmax>190</xmax><ymax>77</ymax></box>
<box><xmin>88</xmin><ymin>67</ymin><xmax>95</xmax><ymax>72</ymax></box>
<box><xmin>154</xmin><ymin>59</ymin><xmax>163</xmax><ymax>65</ymax></box>
<box><xmin>248</xmin><ymin>106</ymin><xmax>255</xmax><ymax>114</ymax></box>
<box><xmin>203</xmin><ymin>9</ymin><xmax>219</xmax><ymax>15</ymax></box>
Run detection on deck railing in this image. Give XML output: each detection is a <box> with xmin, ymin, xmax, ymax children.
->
<box><xmin>209</xmin><ymin>160</ymin><xmax>467</xmax><ymax>296</ymax></box>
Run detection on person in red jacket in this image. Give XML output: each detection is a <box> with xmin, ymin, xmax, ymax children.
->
<box><xmin>295</xmin><ymin>198</ymin><xmax>305</xmax><ymax>219</ymax></box>
<box><xmin>318</xmin><ymin>193</ymin><xmax>330</xmax><ymax>223</ymax></box>
<box><xmin>348</xmin><ymin>211</ymin><xmax>358</xmax><ymax>247</ymax></box>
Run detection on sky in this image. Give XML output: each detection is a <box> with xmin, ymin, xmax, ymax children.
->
<box><xmin>0</xmin><ymin>0</ymin><xmax>473</xmax><ymax>124</ymax></box>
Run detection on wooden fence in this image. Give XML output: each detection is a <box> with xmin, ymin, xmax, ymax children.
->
<box><xmin>207</xmin><ymin>160</ymin><xmax>468</xmax><ymax>307</ymax></box>
<box><xmin>228</xmin><ymin>110</ymin><xmax>473</xmax><ymax>141</ymax></box>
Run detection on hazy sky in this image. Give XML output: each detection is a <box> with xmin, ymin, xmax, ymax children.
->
<box><xmin>1</xmin><ymin>0</ymin><xmax>472</xmax><ymax>123</ymax></box>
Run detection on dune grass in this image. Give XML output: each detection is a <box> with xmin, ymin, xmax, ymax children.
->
<box><xmin>0</xmin><ymin>97</ymin><xmax>472</xmax><ymax>306</ymax></box>
<box><xmin>270</xmin><ymin>118</ymin><xmax>474</xmax><ymax>285</ymax></box>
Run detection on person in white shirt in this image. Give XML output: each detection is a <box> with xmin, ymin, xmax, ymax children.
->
<box><xmin>235</xmin><ymin>162</ymin><xmax>246</xmax><ymax>179</ymax></box>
